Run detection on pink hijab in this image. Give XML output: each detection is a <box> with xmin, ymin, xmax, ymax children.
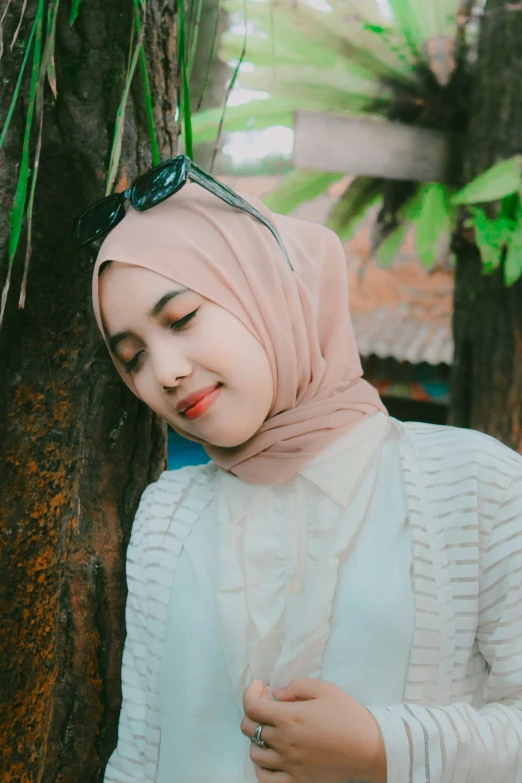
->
<box><xmin>92</xmin><ymin>183</ymin><xmax>386</xmax><ymax>484</ymax></box>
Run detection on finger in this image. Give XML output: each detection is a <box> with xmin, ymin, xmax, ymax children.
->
<box><xmin>246</xmin><ymin>679</ymin><xmax>265</xmax><ymax>698</ymax></box>
<box><xmin>243</xmin><ymin>685</ymin><xmax>285</xmax><ymax>726</ymax></box>
<box><xmin>254</xmin><ymin>765</ymin><xmax>292</xmax><ymax>783</ymax></box>
<box><xmin>240</xmin><ymin>715</ymin><xmax>277</xmax><ymax>746</ymax></box>
<box><xmin>249</xmin><ymin>744</ymin><xmax>283</xmax><ymax>769</ymax></box>
<box><xmin>273</xmin><ymin>677</ymin><xmax>324</xmax><ymax>702</ymax></box>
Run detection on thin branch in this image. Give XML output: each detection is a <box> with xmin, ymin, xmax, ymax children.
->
<box><xmin>0</xmin><ymin>0</ymin><xmax>13</xmax><ymax>60</ymax></box>
<box><xmin>210</xmin><ymin>0</ymin><xmax>247</xmax><ymax>172</ymax></box>
<box><xmin>10</xmin><ymin>0</ymin><xmax>27</xmax><ymax>50</ymax></box>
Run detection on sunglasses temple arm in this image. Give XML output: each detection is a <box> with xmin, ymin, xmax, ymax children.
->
<box><xmin>188</xmin><ymin>162</ymin><xmax>294</xmax><ymax>271</ymax></box>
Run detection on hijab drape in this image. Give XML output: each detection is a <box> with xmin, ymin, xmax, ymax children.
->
<box><xmin>92</xmin><ymin>183</ymin><xmax>386</xmax><ymax>484</ymax></box>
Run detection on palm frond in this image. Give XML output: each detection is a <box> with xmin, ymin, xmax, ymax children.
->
<box><xmin>240</xmin><ymin>64</ymin><xmax>393</xmax><ymax>111</ymax></box>
<box><xmin>262</xmin><ymin>169</ymin><xmax>344</xmax><ymax>214</ymax></box>
<box><xmin>413</xmin><ymin>183</ymin><xmax>455</xmax><ymax>269</ymax></box>
<box><xmin>326</xmin><ymin>176</ymin><xmax>383</xmax><ymax>241</ymax></box>
<box><xmin>225</xmin><ymin>0</ymin><xmax>415</xmax><ymax>81</ymax></box>
<box><xmin>192</xmin><ymin>97</ymin><xmax>294</xmax><ymax>144</ymax></box>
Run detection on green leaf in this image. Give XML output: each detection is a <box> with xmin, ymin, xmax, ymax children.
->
<box><xmin>106</xmin><ymin>12</ymin><xmax>143</xmax><ymax>194</ymax></box>
<box><xmin>374</xmin><ymin>188</ymin><xmax>423</xmax><ymax>267</ymax></box>
<box><xmin>0</xmin><ymin>14</ymin><xmax>38</xmax><ymax>151</ymax></box>
<box><xmin>376</xmin><ymin>222</ymin><xmax>408</xmax><ymax>268</ymax></box>
<box><xmin>207</xmin><ymin>0</ymin><xmax>246</xmax><ymax>170</ymax></box>
<box><xmin>414</xmin><ymin>183</ymin><xmax>455</xmax><ymax>269</ymax></box>
<box><xmin>135</xmin><ymin>4</ymin><xmax>160</xmax><ymax>166</ymax></box>
<box><xmin>187</xmin><ymin>0</ymin><xmax>204</xmax><ymax>82</ymax></box>
<box><xmin>262</xmin><ymin>169</ymin><xmax>344</xmax><ymax>215</ymax></box>
<box><xmin>178</xmin><ymin>0</ymin><xmax>194</xmax><ymax>160</ymax></box>
<box><xmin>224</xmin><ymin>0</ymin><xmax>414</xmax><ymax>81</ymax></box>
<box><xmin>222</xmin><ymin>30</ymin><xmax>334</xmax><ymax>68</ymax></box>
<box><xmin>452</xmin><ymin>156</ymin><xmax>522</xmax><ymax>205</ymax></box>
<box><xmin>504</xmin><ymin>229</ymin><xmax>522</xmax><ymax>286</ymax></box>
<box><xmin>69</xmin><ymin>0</ymin><xmax>83</xmax><ymax>25</ymax></box>
<box><xmin>192</xmin><ymin>98</ymin><xmax>294</xmax><ymax>144</ymax></box>
<box><xmin>326</xmin><ymin>176</ymin><xmax>383</xmax><ymax>241</ymax></box>
<box><xmin>469</xmin><ymin>206</ymin><xmax>515</xmax><ymax>274</ymax></box>
<box><xmin>240</xmin><ymin>65</ymin><xmax>392</xmax><ymax>110</ymax></box>
<box><xmin>195</xmin><ymin>0</ymin><xmax>220</xmax><ymax>110</ymax></box>
<box><xmin>1</xmin><ymin>0</ymin><xmax>44</xmax><ymax>327</ymax></box>
<box><xmin>8</xmin><ymin>0</ymin><xmax>43</xmax><ymax>265</ymax></box>
<box><xmin>504</xmin><ymin>196</ymin><xmax>522</xmax><ymax>285</ymax></box>
<box><xmin>45</xmin><ymin>0</ymin><xmax>60</xmax><ymax>98</ymax></box>
<box><xmin>387</xmin><ymin>0</ymin><xmax>455</xmax><ymax>60</ymax></box>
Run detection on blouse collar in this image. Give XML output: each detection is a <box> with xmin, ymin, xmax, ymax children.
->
<box><xmin>218</xmin><ymin>412</ymin><xmax>391</xmax><ymax>521</ymax></box>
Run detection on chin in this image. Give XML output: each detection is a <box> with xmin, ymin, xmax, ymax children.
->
<box><xmin>204</xmin><ymin>431</ymin><xmax>254</xmax><ymax>449</ymax></box>
<box><xmin>200</xmin><ymin>418</ymin><xmax>262</xmax><ymax>449</ymax></box>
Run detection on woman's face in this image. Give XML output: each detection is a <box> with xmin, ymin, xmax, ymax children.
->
<box><xmin>98</xmin><ymin>262</ymin><xmax>274</xmax><ymax>448</ymax></box>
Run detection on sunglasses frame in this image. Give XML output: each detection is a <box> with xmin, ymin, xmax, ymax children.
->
<box><xmin>75</xmin><ymin>155</ymin><xmax>293</xmax><ymax>270</ymax></box>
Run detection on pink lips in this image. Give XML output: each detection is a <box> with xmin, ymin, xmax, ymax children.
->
<box><xmin>176</xmin><ymin>384</ymin><xmax>221</xmax><ymax>420</ymax></box>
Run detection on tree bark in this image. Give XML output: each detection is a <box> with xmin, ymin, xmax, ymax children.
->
<box><xmin>0</xmin><ymin>2</ymin><xmax>176</xmax><ymax>780</ymax></box>
<box><xmin>450</xmin><ymin>0</ymin><xmax>522</xmax><ymax>453</ymax></box>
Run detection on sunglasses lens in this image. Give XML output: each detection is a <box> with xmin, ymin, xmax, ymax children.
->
<box><xmin>132</xmin><ymin>158</ymin><xmax>185</xmax><ymax>209</ymax></box>
<box><xmin>76</xmin><ymin>195</ymin><xmax>124</xmax><ymax>245</ymax></box>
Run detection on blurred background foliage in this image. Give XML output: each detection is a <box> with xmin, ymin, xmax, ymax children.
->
<box><xmin>192</xmin><ymin>0</ymin><xmax>522</xmax><ymax>284</ymax></box>
<box><xmin>4</xmin><ymin>0</ymin><xmax>522</xmax><ymax>323</ymax></box>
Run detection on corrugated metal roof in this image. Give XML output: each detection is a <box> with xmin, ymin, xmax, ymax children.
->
<box><xmin>221</xmin><ymin>176</ymin><xmax>455</xmax><ymax>366</ymax></box>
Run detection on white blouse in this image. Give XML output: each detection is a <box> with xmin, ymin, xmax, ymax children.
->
<box><xmin>104</xmin><ymin>419</ymin><xmax>522</xmax><ymax>783</ymax></box>
<box><xmin>156</xmin><ymin>413</ymin><xmax>413</xmax><ymax>782</ymax></box>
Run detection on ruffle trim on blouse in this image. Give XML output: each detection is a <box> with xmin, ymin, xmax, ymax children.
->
<box><xmin>214</xmin><ymin>417</ymin><xmax>393</xmax><ymax>709</ymax></box>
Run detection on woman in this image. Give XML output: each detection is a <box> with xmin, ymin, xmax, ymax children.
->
<box><xmin>87</xmin><ymin>168</ymin><xmax>522</xmax><ymax>783</ymax></box>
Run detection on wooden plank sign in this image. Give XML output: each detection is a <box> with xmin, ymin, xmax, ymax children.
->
<box><xmin>293</xmin><ymin>111</ymin><xmax>454</xmax><ymax>184</ymax></box>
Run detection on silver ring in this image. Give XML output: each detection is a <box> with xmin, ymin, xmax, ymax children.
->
<box><xmin>250</xmin><ymin>724</ymin><xmax>268</xmax><ymax>749</ymax></box>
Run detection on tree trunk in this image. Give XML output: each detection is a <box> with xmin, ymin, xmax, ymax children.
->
<box><xmin>190</xmin><ymin>0</ymin><xmax>230</xmax><ymax>171</ymax></box>
<box><xmin>0</xmin><ymin>2</ymin><xmax>176</xmax><ymax>780</ymax></box>
<box><xmin>450</xmin><ymin>0</ymin><xmax>522</xmax><ymax>453</ymax></box>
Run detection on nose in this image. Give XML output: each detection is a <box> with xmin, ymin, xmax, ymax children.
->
<box><xmin>151</xmin><ymin>340</ymin><xmax>193</xmax><ymax>391</ymax></box>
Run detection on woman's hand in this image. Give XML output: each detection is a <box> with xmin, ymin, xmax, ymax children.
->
<box><xmin>240</xmin><ymin>678</ymin><xmax>387</xmax><ymax>783</ymax></box>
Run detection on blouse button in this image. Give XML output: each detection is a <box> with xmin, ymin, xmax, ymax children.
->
<box><xmin>288</xmin><ymin>578</ymin><xmax>301</xmax><ymax>594</ymax></box>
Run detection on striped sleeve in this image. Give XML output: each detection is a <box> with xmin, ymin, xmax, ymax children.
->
<box><xmin>103</xmin><ymin>484</ymin><xmax>155</xmax><ymax>783</ymax></box>
<box><xmin>369</xmin><ymin>473</ymin><xmax>522</xmax><ymax>783</ymax></box>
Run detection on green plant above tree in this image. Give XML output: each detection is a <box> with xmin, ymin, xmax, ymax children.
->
<box><xmin>193</xmin><ymin>0</ymin><xmax>522</xmax><ymax>285</ymax></box>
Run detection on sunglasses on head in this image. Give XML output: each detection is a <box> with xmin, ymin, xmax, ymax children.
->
<box><xmin>74</xmin><ymin>154</ymin><xmax>293</xmax><ymax>270</ymax></box>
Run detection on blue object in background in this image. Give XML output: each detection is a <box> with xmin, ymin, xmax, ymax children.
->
<box><xmin>168</xmin><ymin>428</ymin><xmax>210</xmax><ymax>469</ymax></box>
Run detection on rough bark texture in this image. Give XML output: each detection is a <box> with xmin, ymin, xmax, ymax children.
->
<box><xmin>0</xmin><ymin>2</ymin><xmax>176</xmax><ymax>780</ymax></box>
<box><xmin>450</xmin><ymin>0</ymin><xmax>522</xmax><ymax>452</ymax></box>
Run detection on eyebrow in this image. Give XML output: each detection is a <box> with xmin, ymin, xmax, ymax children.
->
<box><xmin>149</xmin><ymin>288</ymin><xmax>189</xmax><ymax>318</ymax></box>
<box><xmin>108</xmin><ymin>288</ymin><xmax>189</xmax><ymax>354</ymax></box>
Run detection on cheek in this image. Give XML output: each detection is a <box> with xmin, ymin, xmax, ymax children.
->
<box><xmin>226</xmin><ymin>336</ymin><xmax>274</xmax><ymax>403</ymax></box>
<box><xmin>131</xmin><ymin>368</ymin><xmax>163</xmax><ymax>408</ymax></box>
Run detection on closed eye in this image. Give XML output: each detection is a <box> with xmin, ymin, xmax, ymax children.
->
<box><xmin>123</xmin><ymin>308</ymin><xmax>200</xmax><ymax>373</ymax></box>
<box><xmin>124</xmin><ymin>351</ymin><xmax>144</xmax><ymax>373</ymax></box>
<box><xmin>171</xmin><ymin>308</ymin><xmax>199</xmax><ymax>331</ymax></box>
